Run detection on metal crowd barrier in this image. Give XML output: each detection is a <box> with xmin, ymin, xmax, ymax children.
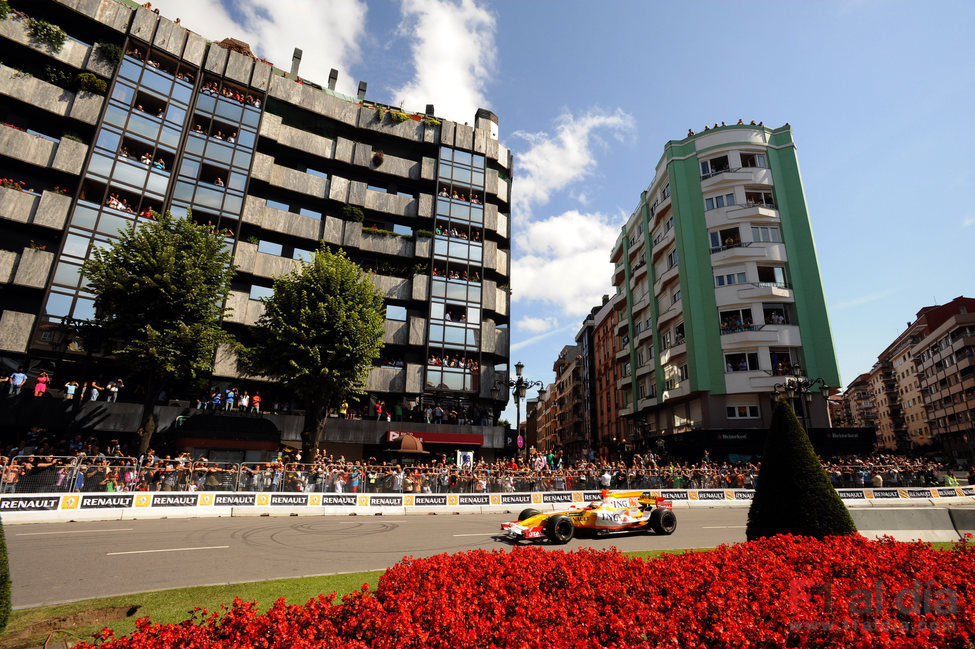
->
<box><xmin>0</xmin><ymin>456</ymin><xmax>954</xmax><ymax>494</ymax></box>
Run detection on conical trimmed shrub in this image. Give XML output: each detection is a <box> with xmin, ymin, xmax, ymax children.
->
<box><xmin>747</xmin><ymin>397</ymin><xmax>856</xmax><ymax>540</ymax></box>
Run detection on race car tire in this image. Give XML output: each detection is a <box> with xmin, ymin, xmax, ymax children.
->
<box><xmin>518</xmin><ymin>508</ymin><xmax>541</xmax><ymax>521</ymax></box>
<box><xmin>546</xmin><ymin>514</ymin><xmax>575</xmax><ymax>544</ymax></box>
<box><xmin>649</xmin><ymin>508</ymin><xmax>678</xmax><ymax>535</ymax></box>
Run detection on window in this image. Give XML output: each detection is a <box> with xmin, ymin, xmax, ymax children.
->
<box><xmin>740</xmin><ymin>152</ymin><xmax>767</xmax><ymax>168</ymax></box>
<box><xmin>745</xmin><ymin>190</ymin><xmax>775</xmax><ymax>208</ymax></box>
<box><xmin>725</xmin><ymin>352</ymin><xmax>759</xmax><ymax>372</ymax></box>
<box><xmin>704</xmin><ymin>193</ymin><xmax>736</xmax><ymax>210</ymax></box>
<box><xmin>674</xmin><ymin>322</ymin><xmax>685</xmax><ymax>345</ymax></box>
<box><xmin>700</xmin><ymin>155</ymin><xmax>729</xmax><ymax>178</ymax></box>
<box><xmin>665</xmin><ymin>216</ymin><xmax>674</xmax><ymax>232</ymax></box>
<box><xmin>709</xmin><ymin>227</ymin><xmax>742</xmax><ymax>251</ymax></box>
<box><xmin>662</xmin><ymin>183</ymin><xmax>671</xmax><ymax>200</ymax></box>
<box><xmin>666</xmin><ymin>249</ymin><xmax>678</xmax><ymax>269</ymax></box>
<box><xmin>770</xmin><ymin>348</ymin><xmax>799</xmax><ymax>375</ymax></box>
<box><xmin>757</xmin><ymin>266</ymin><xmax>787</xmax><ymax>287</ymax></box>
<box><xmin>386</xmin><ymin>305</ymin><xmax>407</xmax><ymax>321</ymax></box>
<box><xmin>672</xmin><ymin>288</ymin><xmax>681</xmax><ymax>304</ymax></box>
<box><xmin>763</xmin><ymin>303</ymin><xmax>794</xmax><ymax>325</ymax></box>
<box><xmin>715</xmin><ymin>272</ymin><xmax>747</xmax><ymax>287</ymax></box>
<box><xmin>257</xmin><ymin>240</ymin><xmax>282</xmax><ymax>256</ymax></box>
<box><xmin>719</xmin><ymin>309</ymin><xmax>754</xmax><ymax>333</ymax></box>
<box><xmin>752</xmin><ymin>226</ymin><xmax>781</xmax><ymax>243</ymax></box>
<box><xmin>726</xmin><ymin>405</ymin><xmax>760</xmax><ymax>419</ymax></box>
<box><xmin>249</xmin><ymin>284</ymin><xmax>273</xmax><ymax>301</ymax></box>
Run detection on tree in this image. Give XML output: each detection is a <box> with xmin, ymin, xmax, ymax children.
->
<box><xmin>242</xmin><ymin>246</ymin><xmax>385</xmax><ymax>459</ymax></box>
<box><xmin>746</xmin><ymin>397</ymin><xmax>857</xmax><ymax>540</ymax></box>
<box><xmin>81</xmin><ymin>212</ymin><xmax>236</xmax><ymax>455</ymax></box>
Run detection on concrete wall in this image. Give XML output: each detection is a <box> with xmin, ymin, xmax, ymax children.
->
<box><xmin>0</xmin><ymin>64</ymin><xmax>104</xmax><ymax>124</ymax></box>
<box><xmin>0</xmin><ymin>310</ymin><xmax>34</xmax><ymax>352</ymax></box>
<box><xmin>241</xmin><ymin>198</ymin><xmax>322</xmax><ymax>242</ymax></box>
<box><xmin>0</xmin><ymin>188</ymin><xmax>71</xmax><ymax>230</ymax></box>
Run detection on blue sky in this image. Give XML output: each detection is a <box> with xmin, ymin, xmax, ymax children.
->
<box><xmin>155</xmin><ymin>0</ymin><xmax>975</xmax><ymax>422</ymax></box>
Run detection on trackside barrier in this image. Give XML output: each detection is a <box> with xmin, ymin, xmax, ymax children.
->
<box><xmin>850</xmin><ymin>508</ymin><xmax>960</xmax><ymax>543</ymax></box>
<box><xmin>0</xmin><ymin>487</ymin><xmax>974</xmax><ymax>524</ymax></box>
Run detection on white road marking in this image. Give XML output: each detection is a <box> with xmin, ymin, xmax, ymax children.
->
<box><xmin>452</xmin><ymin>532</ymin><xmax>498</xmax><ymax>537</ymax></box>
<box><xmin>107</xmin><ymin>545</ymin><xmax>229</xmax><ymax>556</ymax></box>
<box><xmin>17</xmin><ymin>528</ymin><xmax>133</xmax><ymax>536</ymax></box>
<box><xmin>701</xmin><ymin>525</ymin><xmax>746</xmax><ymax>529</ymax></box>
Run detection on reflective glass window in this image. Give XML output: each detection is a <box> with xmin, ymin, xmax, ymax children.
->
<box><xmin>438</xmin><ymin>163</ymin><xmax>451</xmax><ymax>181</ymax></box>
<box><xmin>127</xmin><ymin>113</ymin><xmax>160</xmax><ymax>141</ymax></box>
<box><xmin>293</xmin><ymin>248</ymin><xmax>312</xmax><ymax>262</ymax></box>
<box><xmin>444</xmin><ymin>326</ymin><xmax>465</xmax><ymax>345</ymax></box>
<box><xmin>228</xmin><ymin>172</ymin><xmax>246</xmax><ymax>191</ymax></box>
<box><xmin>466</xmin><ymin>329</ymin><xmax>478</xmax><ymax>346</ymax></box>
<box><xmin>111</xmin><ymin>82</ymin><xmax>135</xmax><ymax>105</ymax></box>
<box><xmin>450</xmin><ymin>202</ymin><xmax>469</xmax><ymax>219</ymax></box>
<box><xmin>232</xmin><ymin>149</ymin><xmax>252</xmax><ymax>169</ymax></box>
<box><xmin>73</xmin><ymin>298</ymin><xmax>96</xmax><ymax>321</ymax></box>
<box><xmin>165</xmin><ymin>104</ymin><xmax>185</xmax><ymax>125</ymax></box>
<box><xmin>62</xmin><ymin>233</ymin><xmax>90</xmax><ymax>258</ymax></box>
<box><xmin>119</xmin><ymin>58</ymin><xmax>142</xmax><ymax>82</ymax></box>
<box><xmin>437</xmin><ymin>198</ymin><xmax>451</xmax><ymax>216</ymax></box>
<box><xmin>103</xmin><ymin>104</ymin><xmax>129</xmax><ymax>128</ymax></box>
<box><xmin>472</xmin><ymin>154</ymin><xmax>485</xmax><ymax>168</ymax></box>
<box><xmin>196</xmin><ymin>94</ymin><xmax>216</xmax><ymax>114</ymax></box>
<box><xmin>70</xmin><ymin>204</ymin><xmax>98</xmax><ymax>229</ymax></box>
<box><xmin>145</xmin><ymin>170</ymin><xmax>169</xmax><ymax>195</ymax></box>
<box><xmin>171</xmin><ymin>82</ymin><xmax>191</xmax><ymax>105</ymax></box>
<box><xmin>249</xmin><ymin>285</ymin><xmax>273</xmax><ymax>301</ymax></box>
<box><xmin>258</xmin><ymin>240</ymin><xmax>282</xmax><ymax>256</ymax></box>
<box><xmin>429</xmin><ymin>324</ymin><xmax>444</xmax><ymax>342</ymax></box>
<box><xmin>431</xmin><ymin>279</ymin><xmax>446</xmax><ymax>298</ymax></box>
<box><xmin>469</xmin><ymin>244</ymin><xmax>482</xmax><ymax>263</ymax></box>
<box><xmin>467</xmin><ymin>307</ymin><xmax>481</xmax><ymax>321</ymax></box>
<box><xmin>95</xmin><ymin>129</ymin><xmax>120</xmax><ymax>153</ymax></box>
<box><xmin>215</xmin><ymin>99</ymin><xmax>243</xmax><ymax>122</ymax></box>
<box><xmin>470</xmin><ymin>206</ymin><xmax>483</xmax><ymax>224</ymax></box>
<box><xmin>53</xmin><ymin>260</ymin><xmax>82</xmax><ymax>287</ymax></box>
<box><xmin>45</xmin><ymin>292</ymin><xmax>73</xmax><ymax>317</ymax></box>
<box><xmin>111</xmin><ymin>159</ymin><xmax>148</xmax><ymax>187</ymax></box>
<box><xmin>242</xmin><ymin>107</ymin><xmax>261</xmax><ymax>127</ymax></box>
<box><xmin>452</xmin><ymin>167</ymin><xmax>472</xmax><ymax>184</ymax></box>
<box><xmin>185</xmin><ymin>133</ymin><xmax>205</xmax><ymax>156</ymax></box>
<box><xmin>430</xmin><ymin>303</ymin><xmax>444</xmax><ymax>319</ymax></box>
<box><xmin>179</xmin><ymin>158</ymin><xmax>200</xmax><ymax>179</ymax></box>
<box><xmin>434</xmin><ymin>238</ymin><xmax>448</xmax><ymax>256</ymax></box>
<box><xmin>237</xmin><ymin>129</ymin><xmax>256</xmax><ymax>147</ymax></box>
<box><xmin>194</xmin><ymin>186</ymin><xmax>224</xmax><ymax>210</ymax></box>
<box><xmin>265</xmin><ymin>199</ymin><xmax>289</xmax><ymax>211</ymax></box>
<box><xmin>96</xmin><ymin>212</ymin><xmax>131</xmax><ymax>236</ymax></box>
<box><xmin>173</xmin><ymin>181</ymin><xmax>195</xmax><ymax>201</ymax></box>
<box><xmin>299</xmin><ymin>207</ymin><xmax>321</xmax><ymax>219</ymax></box>
<box><xmin>472</xmin><ymin>171</ymin><xmax>484</xmax><ymax>187</ymax></box>
<box><xmin>141</xmin><ymin>68</ymin><xmax>173</xmax><ymax>96</ymax></box>
<box><xmin>442</xmin><ymin>372</ymin><xmax>464</xmax><ymax>391</ymax></box>
<box><xmin>454</xmin><ymin>150</ymin><xmax>472</xmax><ymax>165</ymax></box>
<box><xmin>87</xmin><ymin>153</ymin><xmax>114</xmax><ymax>178</ymax></box>
<box><xmin>440</xmin><ymin>146</ymin><xmax>451</xmax><ymax>160</ymax></box>
<box><xmin>468</xmin><ymin>285</ymin><xmax>481</xmax><ymax>302</ymax></box>
<box><xmin>205</xmin><ymin>141</ymin><xmax>233</xmax><ymax>165</ymax></box>
<box><xmin>446</xmin><ymin>282</ymin><xmax>467</xmax><ymax>301</ymax></box>
<box><xmin>158</xmin><ymin>125</ymin><xmax>180</xmax><ymax>149</ymax></box>
<box><xmin>222</xmin><ymin>193</ymin><xmax>242</xmax><ymax>214</ymax></box>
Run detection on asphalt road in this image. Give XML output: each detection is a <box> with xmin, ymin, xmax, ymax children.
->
<box><xmin>6</xmin><ymin>508</ymin><xmax>748</xmax><ymax>609</ymax></box>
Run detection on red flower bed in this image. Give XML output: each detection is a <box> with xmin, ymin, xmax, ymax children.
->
<box><xmin>80</xmin><ymin>535</ymin><xmax>974</xmax><ymax>648</ymax></box>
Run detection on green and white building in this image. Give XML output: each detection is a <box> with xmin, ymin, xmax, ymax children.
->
<box><xmin>609</xmin><ymin>123</ymin><xmax>840</xmax><ymax>448</ymax></box>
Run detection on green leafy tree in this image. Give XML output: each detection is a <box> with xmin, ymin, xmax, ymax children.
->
<box><xmin>242</xmin><ymin>246</ymin><xmax>385</xmax><ymax>459</ymax></box>
<box><xmin>81</xmin><ymin>211</ymin><xmax>236</xmax><ymax>455</ymax></box>
<box><xmin>746</xmin><ymin>397</ymin><xmax>857</xmax><ymax>540</ymax></box>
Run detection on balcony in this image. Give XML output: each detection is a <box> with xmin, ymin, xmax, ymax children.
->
<box><xmin>0</xmin><ymin>124</ymin><xmax>88</xmax><ymax>175</ymax></box>
<box><xmin>258</xmin><ymin>113</ymin><xmax>335</xmax><ymax>159</ymax></box>
<box><xmin>241</xmin><ymin>197</ymin><xmax>322</xmax><ymax>241</ymax></box>
<box><xmin>0</xmin><ymin>187</ymin><xmax>71</xmax><ymax>230</ymax></box>
<box><xmin>733</xmin><ymin>282</ymin><xmax>793</xmax><ymax>302</ymax></box>
<box><xmin>0</xmin><ymin>63</ymin><xmax>104</xmax><ymax>124</ymax></box>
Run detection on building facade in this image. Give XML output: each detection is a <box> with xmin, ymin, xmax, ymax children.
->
<box><xmin>0</xmin><ymin>0</ymin><xmax>511</xmax><ymax>456</ymax></box>
<box><xmin>841</xmin><ymin>372</ymin><xmax>878</xmax><ymax>430</ymax></box>
<box><xmin>591</xmin><ymin>295</ymin><xmax>623</xmax><ymax>458</ymax></box>
<box><xmin>609</xmin><ymin>124</ymin><xmax>840</xmax><ymax>453</ymax></box>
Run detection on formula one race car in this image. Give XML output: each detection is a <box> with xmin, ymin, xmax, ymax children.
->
<box><xmin>501</xmin><ymin>490</ymin><xmax>677</xmax><ymax>544</ymax></box>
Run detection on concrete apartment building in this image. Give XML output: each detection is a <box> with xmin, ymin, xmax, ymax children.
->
<box><xmin>609</xmin><ymin>123</ymin><xmax>840</xmax><ymax>454</ymax></box>
<box><xmin>0</xmin><ymin>0</ymin><xmax>511</xmax><ymax>458</ymax></box>
<box><xmin>841</xmin><ymin>297</ymin><xmax>975</xmax><ymax>461</ymax></box>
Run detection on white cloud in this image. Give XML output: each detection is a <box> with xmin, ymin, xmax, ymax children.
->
<box><xmin>389</xmin><ymin>0</ymin><xmax>496</xmax><ymax>123</ymax></box>
<box><xmin>510</xmin><ymin>325</ymin><xmax>576</xmax><ymax>353</ymax></box>
<box><xmin>153</xmin><ymin>0</ymin><xmax>368</xmax><ymax>96</ymax></box>
<box><xmin>512</xmin><ymin>210</ymin><xmax>622</xmax><ymax>316</ymax></box>
<box><xmin>517</xmin><ymin>316</ymin><xmax>559</xmax><ymax>333</ymax></box>
<box><xmin>963</xmin><ymin>216</ymin><xmax>975</xmax><ymax>228</ymax></box>
<box><xmin>831</xmin><ymin>288</ymin><xmax>898</xmax><ymax>311</ymax></box>
<box><xmin>510</xmin><ymin>108</ymin><xmax>633</xmax><ymax>219</ymax></box>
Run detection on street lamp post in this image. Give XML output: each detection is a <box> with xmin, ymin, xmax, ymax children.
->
<box><xmin>772</xmin><ymin>364</ymin><xmax>827</xmax><ymax>430</ymax></box>
<box><xmin>493</xmin><ymin>361</ymin><xmax>546</xmax><ymax>456</ymax></box>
